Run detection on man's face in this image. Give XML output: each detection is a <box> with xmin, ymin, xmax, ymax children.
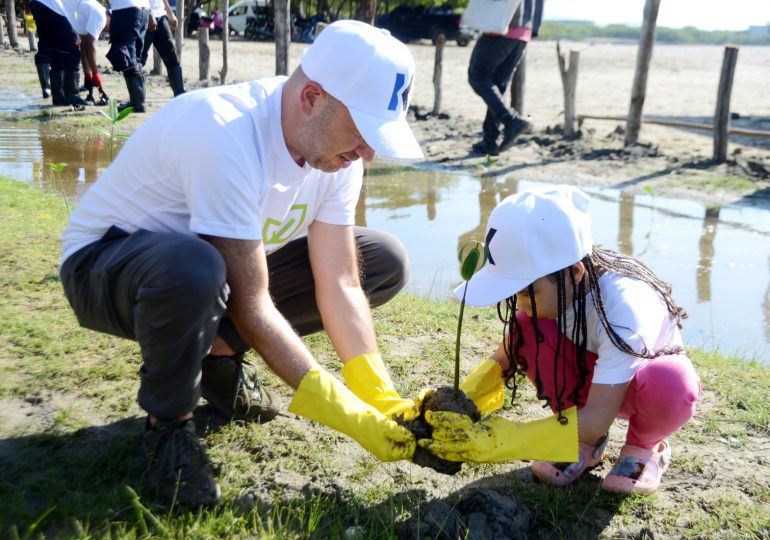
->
<box><xmin>302</xmin><ymin>97</ymin><xmax>375</xmax><ymax>173</ymax></box>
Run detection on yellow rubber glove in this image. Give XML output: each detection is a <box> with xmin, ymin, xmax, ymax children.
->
<box><xmin>418</xmin><ymin>406</ymin><xmax>578</xmax><ymax>463</ymax></box>
<box><xmin>459</xmin><ymin>359</ymin><xmax>505</xmax><ymax>414</ymax></box>
<box><xmin>288</xmin><ymin>368</ymin><xmax>416</xmax><ymax>462</ymax></box>
<box><xmin>341</xmin><ymin>353</ymin><xmax>418</xmax><ymax>420</ymax></box>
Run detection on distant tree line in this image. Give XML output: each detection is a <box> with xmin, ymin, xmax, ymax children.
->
<box><xmin>539</xmin><ymin>21</ymin><xmax>770</xmax><ymax>45</ymax></box>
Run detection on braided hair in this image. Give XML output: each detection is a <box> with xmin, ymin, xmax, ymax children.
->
<box><xmin>499</xmin><ymin>247</ymin><xmax>687</xmax><ymax>420</ymax></box>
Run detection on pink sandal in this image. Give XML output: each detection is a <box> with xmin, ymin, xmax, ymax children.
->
<box><xmin>531</xmin><ymin>435</ymin><xmax>609</xmax><ymax>487</ymax></box>
<box><xmin>602</xmin><ymin>440</ymin><xmax>671</xmax><ymax>494</ymax></box>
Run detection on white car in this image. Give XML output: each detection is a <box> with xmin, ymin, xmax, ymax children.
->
<box><xmin>228</xmin><ymin>0</ymin><xmax>268</xmax><ymax>35</ymax></box>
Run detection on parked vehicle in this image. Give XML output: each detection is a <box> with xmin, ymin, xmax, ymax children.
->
<box><xmin>228</xmin><ymin>0</ymin><xmax>268</xmax><ymax>35</ymax></box>
<box><xmin>376</xmin><ymin>3</ymin><xmax>477</xmax><ymax>47</ymax></box>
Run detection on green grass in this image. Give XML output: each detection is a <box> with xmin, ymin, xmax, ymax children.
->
<box><xmin>1</xmin><ymin>176</ymin><xmax>769</xmax><ymax>539</ymax></box>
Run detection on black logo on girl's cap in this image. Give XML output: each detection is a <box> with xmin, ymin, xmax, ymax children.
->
<box><xmin>485</xmin><ymin>228</ymin><xmax>497</xmax><ymax>265</ymax></box>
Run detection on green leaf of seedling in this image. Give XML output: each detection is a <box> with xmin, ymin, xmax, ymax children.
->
<box><xmin>94</xmin><ymin>126</ymin><xmax>111</xmax><ymax>137</ymax></box>
<box><xmin>98</xmin><ymin>110</ymin><xmax>112</xmax><ymax>120</ymax></box>
<box><xmin>461</xmin><ymin>247</ymin><xmax>480</xmax><ymax>281</ymax></box>
<box><xmin>114</xmin><ymin>133</ymin><xmax>131</xmax><ymax>140</ymax></box>
<box><xmin>49</xmin><ymin>162</ymin><xmax>67</xmax><ymax>173</ymax></box>
<box><xmin>643</xmin><ymin>185</ymin><xmax>654</xmax><ymax>196</ymax></box>
<box><xmin>116</xmin><ymin>107</ymin><xmax>133</xmax><ymax>122</ymax></box>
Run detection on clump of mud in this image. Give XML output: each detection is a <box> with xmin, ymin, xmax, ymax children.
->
<box><xmin>397</xmin><ymin>488</ymin><xmax>533</xmax><ymax>539</ymax></box>
<box><xmin>397</xmin><ymin>386</ymin><xmax>480</xmax><ymax>475</ymax></box>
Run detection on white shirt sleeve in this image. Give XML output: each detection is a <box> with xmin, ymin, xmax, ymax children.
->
<box><xmin>590</xmin><ymin>275</ymin><xmax>683</xmax><ymax>384</ymax></box>
<box><xmin>314</xmin><ymin>159</ymin><xmax>363</xmax><ymax>226</ymax></box>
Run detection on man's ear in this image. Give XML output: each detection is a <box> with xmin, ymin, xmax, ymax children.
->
<box><xmin>299</xmin><ymin>81</ymin><xmax>325</xmax><ymax>115</ymax></box>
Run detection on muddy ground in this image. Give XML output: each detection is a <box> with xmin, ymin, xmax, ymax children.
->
<box><xmin>1</xmin><ymin>32</ymin><xmax>770</xmax><ymax>538</ymax></box>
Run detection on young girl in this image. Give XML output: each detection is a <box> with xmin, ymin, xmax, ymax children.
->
<box><xmin>422</xmin><ymin>185</ymin><xmax>701</xmax><ymax>493</ymax></box>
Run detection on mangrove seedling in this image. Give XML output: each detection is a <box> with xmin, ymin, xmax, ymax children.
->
<box><xmin>49</xmin><ymin>162</ymin><xmax>70</xmax><ymax>215</ymax></box>
<box><xmin>95</xmin><ymin>99</ymin><xmax>133</xmax><ymax>160</ymax></box>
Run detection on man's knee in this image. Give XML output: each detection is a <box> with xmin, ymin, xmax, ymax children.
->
<box><xmin>154</xmin><ymin>237</ymin><xmax>228</xmax><ymax>312</ymax></box>
<box><xmin>357</xmin><ymin>228</ymin><xmax>410</xmax><ymax>306</ymax></box>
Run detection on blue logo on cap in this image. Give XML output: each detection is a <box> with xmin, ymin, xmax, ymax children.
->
<box><xmin>388</xmin><ymin>73</ymin><xmax>413</xmax><ymax>112</ymax></box>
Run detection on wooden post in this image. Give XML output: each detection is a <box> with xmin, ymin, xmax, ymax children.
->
<box><xmin>274</xmin><ymin>0</ymin><xmax>290</xmax><ymax>76</ymax></box>
<box><xmin>0</xmin><ymin>10</ymin><xmax>5</xmax><ymax>46</ymax></box>
<box><xmin>220</xmin><ymin>0</ymin><xmax>229</xmax><ymax>84</ymax></box>
<box><xmin>175</xmin><ymin>0</ymin><xmax>184</xmax><ymax>62</ymax></box>
<box><xmin>28</xmin><ymin>29</ymin><xmax>36</xmax><ymax>52</ymax></box>
<box><xmin>151</xmin><ymin>47</ymin><xmax>163</xmax><ymax>76</ymax></box>
<box><xmin>510</xmin><ymin>50</ymin><xmax>526</xmax><ymax>115</ymax></box>
<box><xmin>713</xmin><ymin>45</ymin><xmax>739</xmax><ymax>163</ymax></box>
<box><xmin>556</xmin><ymin>42</ymin><xmax>580</xmax><ymax>137</ymax></box>
<box><xmin>198</xmin><ymin>26</ymin><xmax>209</xmax><ymax>80</ymax></box>
<box><xmin>5</xmin><ymin>0</ymin><xmax>19</xmax><ymax>48</ymax></box>
<box><xmin>432</xmin><ymin>33</ymin><xmax>445</xmax><ymax>115</ymax></box>
<box><xmin>625</xmin><ymin>0</ymin><xmax>660</xmax><ymax>146</ymax></box>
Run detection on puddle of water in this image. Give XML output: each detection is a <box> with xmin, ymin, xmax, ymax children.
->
<box><xmin>0</xmin><ymin>120</ymin><xmax>767</xmax><ymax>363</ymax></box>
<box><xmin>360</xmin><ymin>166</ymin><xmax>770</xmax><ymax>364</ymax></box>
<box><xmin>0</xmin><ymin>121</ymin><xmax>122</xmax><ymax>201</ymax></box>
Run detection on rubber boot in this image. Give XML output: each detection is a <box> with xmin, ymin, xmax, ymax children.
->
<box><xmin>36</xmin><ymin>63</ymin><xmax>51</xmax><ymax>99</ymax></box>
<box><xmin>120</xmin><ymin>71</ymin><xmax>146</xmax><ymax>113</ymax></box>
<box><xmin>63</xmin><ymin>70</ymin><xmax>89</xmax><ymax>108</ymax></box>
<box><xmin>49</xmin><ymin>70</ymin><xmax>66</xmax><ymax>106</ymax></box>
<box><xmin>168</xmin><ymin>65</ymin><xmax>186</xmax><ymax>97</ymax></box>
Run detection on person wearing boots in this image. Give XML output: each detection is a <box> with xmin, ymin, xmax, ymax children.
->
<box><xmin>467</xmin><ymin>0</ymin><xmax>544</xmax><ymax>156</ymax></box>
<box><xmin>107</xmin><ymin>0</ymin><xmax>150</xmax><ymax>112</ymax></box>
<box><xmin>25</xmin><ymin>0</ymin><xmax>90</xmax><ymax>108</ymax></box>
<box><xmin>140</xmin><ymin>0</ymin><xmax>186</xmax><ymax>97</ymax></box>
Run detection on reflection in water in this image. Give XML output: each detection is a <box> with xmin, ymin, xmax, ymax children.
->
<box><xmin>360</xmin><ymin>165</ymin><xmax>770</xmax><ymax>362</ymax></box>
<box><xmin>697</xmin><ymin>207</ymin><xmax>720</xmax><ymax>303</ymax></box>
<box><xmin>457</xmin><ymin>176</ymin><xmax>518</xmax><ymax>253</ymax></box>
<box><xmin>0</xmin><ymin>121</ymin><xmax>121</xmax><ymax>199</ymax></box>
<box><xmin>618</xmin><ymin>192</ymin><xmax>634</xmax><ymax>255</ymax></box>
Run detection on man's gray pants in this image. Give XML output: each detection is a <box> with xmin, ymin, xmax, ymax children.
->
<box><xmin>60</xmin><ymin>226</ymin><xmax>410</xmax><ymax>419</ymax></box>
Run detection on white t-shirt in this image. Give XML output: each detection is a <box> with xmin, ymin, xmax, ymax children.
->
<box><xmin>565</xmin><ymin>272</ymin><xmax>684</xmax><ymax>385</ymax></box>
<box><xmin>61</xmin><ymin>0</ymin><xmax>107</xmax><ymax>38</ymax></box>
<box><xmin>149</xmin><ymin>0</ymin><xmax>166</xmax><ymax>19</ymax></box>
<box><xmin>60</xmin><ymin>77</ymin><xmax>363</xmax><ymax>264</ymax></box>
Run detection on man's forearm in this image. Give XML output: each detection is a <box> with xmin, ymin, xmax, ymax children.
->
<box><xmin>82</xmin><ymin>35</ymin><xmax>98</xmax><ymax>72</ymax></box>
<box><xmin>317</xmin><ymin>282</ymin><xmax>379</xmax><ymax>362</ymax></box>
<box><xmin>231</xmin><ymin>292</ymin><xmax>319</xmax><ymax>389</ymax></box>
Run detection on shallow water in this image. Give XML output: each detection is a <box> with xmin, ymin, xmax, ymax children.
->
<box><xmin>0</xmin><ymin>116</ymin><xmax>768</xmax><ymax>363</ymax></box>
<box><xmin>361</xmin><ymin>166</ymin><xmax>770</xmax><ymax>363</ymax></box>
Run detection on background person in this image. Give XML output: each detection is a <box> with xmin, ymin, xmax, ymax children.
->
<box><xmin>26</xmin><ymin>0</ymin><xmax>90</xmax><ymax>107</ymax></box>
<box><xmin>140</xmin><ymin>0</ymin><xmax>186</xmax><ymax>96</ymax></box>
<box><xmin>74</xmin><ymin>0</ymin><xmax>109</xmax><ymax>105</ymax></box>
<box><xmin>59</xmin><ymin>20</ymin><xmax>425</xmax><ymax>506</ymax></box>
<box><xmin>468</xmin><ymin>0</ymin><xmax>544</xmax><ymax>156</ymax></box>
<box><xmin>421</xmin><ymin>185</ymin><xmax>701</xmax><ymax>494</ymax></box>
<box><xmin>107</xmin><ymin>0</ymin><xmax>150</xmax><ymax>112</ymax></box>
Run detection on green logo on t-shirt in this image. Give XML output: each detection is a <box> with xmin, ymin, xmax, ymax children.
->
<box><xmin>263</xmin><ymin>204</ymin><xmax>307</xmax><ymax>245</ymax></box>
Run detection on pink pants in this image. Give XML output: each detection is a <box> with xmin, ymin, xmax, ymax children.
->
<box><xmin>515</xmin><ymin>312</ymin><xmax>701</xmax><ymax>449</ymax></box>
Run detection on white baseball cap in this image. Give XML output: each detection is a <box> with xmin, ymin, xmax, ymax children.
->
<box><xmin>455</xmin><ymin>185</ymin><xmax>594</xmax><ymax>306</ymax></box>
<box><xmin>300</xmin><ymin>20</ymin><xmax>424</xmax><ymax>160</ymax></box>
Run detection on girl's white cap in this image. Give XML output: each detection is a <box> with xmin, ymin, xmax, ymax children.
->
<box><xmin>301</xmin><ymin>19</ymin><xmax>423</xmax><ymax>160</ymax></box>
<box><xmin>455</xmin><ymin>185</ymin><xmax>594</xmax><ymax>306</ymax></box>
